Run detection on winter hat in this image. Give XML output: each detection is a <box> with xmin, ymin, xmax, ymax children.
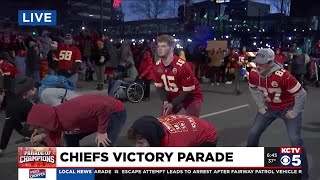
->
<box><xmin>129</xmin><ymin>116</ymin><xmax>165</xmax><ymax>147</ymax></box>
<box><xmin>14</xmin><ymin>75</ymin><xmax>36</xmax><ymax>95</ymax></box>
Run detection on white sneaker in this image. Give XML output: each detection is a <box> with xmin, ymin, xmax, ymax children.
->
<box><xmin>216</xmin><ymin>83</ymin><xmax>220</xmax><ymax>85</ymax></box>
<box><xmin>225</xmin><ymin>81</ymin><xmax>232</xmax><ymax>84</ymax></box>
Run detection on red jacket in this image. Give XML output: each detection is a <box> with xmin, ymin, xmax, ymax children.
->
<box><xmin>138</xmin><ymin>51</ymin><xmax>153</xmax><ymax>80</ymax></box>
<box><xmin>27</xmin><ymin>94</ymin><xmax>125</xmax><ymax>146</ymax></box>
<box><xmin>275</xmin><ymin>54</ymin><xmax>284</xmax><ymax>65</ymax></box>
<box><xmin>0</xmin><ymin>59</ymin><xmax>19</xmax><ymax>77</ymax></box>
<box><xmin>159</xmin><ymin>115</ymin><xmax>217</xmax><ymax>146</ymax></box>
<box><xmin>229</xmin><ymin>53</ymin><xmax>241</xmax><ymax>69</ymax></box>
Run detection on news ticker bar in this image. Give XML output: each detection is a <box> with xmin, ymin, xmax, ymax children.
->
<box><xmin>19</xmin><ymin>168</ymin><xmax>302</xmax><ymax>180</ymax></box>
<box><xmin>18</xmin><ymin>147</ymin><xmax>303</xmax><ymax>168</ymax></box>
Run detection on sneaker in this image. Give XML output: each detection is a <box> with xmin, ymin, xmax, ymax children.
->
<box><xmin>225</xmin><ymin>81</ymin><xmax>232</xmax><ymax>85</ymax></box>
<box><xmin>15</xmin><ymin>137</ymin><xmax>30</xmax><ymax>144</ymax></box>
<box><xmin>216</xmin><ymin>83</ymin><xmax>220</xmax><ymax>85</ymax></box>
<box><xmin>235</xmin><ymin>90</ymin><xmax>241</xmax><ymax>96</ymax></box>
<box><xmin>211</xmin><ymin>83</ymin><xmax>214</xmax><ymax>86</ymax></box>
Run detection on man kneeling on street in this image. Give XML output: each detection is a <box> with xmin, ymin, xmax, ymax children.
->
<box><xmin>128</xmin><ymin>115</ymin><xmax>217</xmax><ymax>147</ymax></box>
<box><xmin>28</xmin><ymin>94</ymin><xmax>126</xmax><ymax>147</ymax></box>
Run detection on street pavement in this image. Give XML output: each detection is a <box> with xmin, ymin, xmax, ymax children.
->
<box><xmin>0</xmin><ymin>80</ymin><xmax>319</xmax><ymax>180</ymax></box>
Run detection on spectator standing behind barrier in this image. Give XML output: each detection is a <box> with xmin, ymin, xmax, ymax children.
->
<box><xmin>13</xmin><ymin>35</ymin><xmax>27</xmax><ymax>76</ymax></box>
<box><xmin>91</xmin><ymin>39</ymin><xmax>110</xmax><ymax>90</ymax></box>
<box><xmin>47</xmin><ymin>41</ymin><xmax>58</xmax><ymax>75</ymax></box>
<box><xmin>208</xmin><ymin>48</ymin><xmax>223</xmax><ymax>85</ymax></box>
<box><xmin>229</xmin><ymin>48</ymin><xmax>241</xmax><ymax>95</ymax></box>
<box><xmin>104</xmin><ymin>38</ymin><xmax>120</xmax><ymax>82</ymax></box>
<box><xmin>26</xmin><ymin>41</ymin><xmax>41</xmax><ymax>82</ymax></box>
<box><xmin>138</xmin><ymin>46</ymin><xmax>153</xmax><ymax>101</ymax></box>
<box><xmin>274</xmin><ymin>48</ymin><xmax>284</xmax><ymax>66</ymax></box>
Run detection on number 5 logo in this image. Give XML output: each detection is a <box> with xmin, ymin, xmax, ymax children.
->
<box><xmin>161</xmin><ymin>75</ymin><xmax>178</xmax><ymax>92</ymax></box>
<box><xmin>291</xmin><ymin>155</ymin><xmax>301</xmax><ymax>166</ymax></box>
<box><xmin>59</xmin><ymin>50</ymin><xmax>73</xmax><ymax>61</ymax></box>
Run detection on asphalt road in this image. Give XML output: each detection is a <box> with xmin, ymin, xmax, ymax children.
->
<box><xmin>0</xmin><ymin>80</ymin><xmax>319</xmax><ymax>180</ymax></box>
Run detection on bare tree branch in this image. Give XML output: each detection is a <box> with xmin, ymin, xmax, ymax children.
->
<box><xmin>129</xmin><ymin>0</ymin><xmax>189</xmax><ymax>20</ymax></box>
<box><xmin>129</xmin><ymin>1</ymin><xmax>151</xmax><ymax>19</ymax></box>
<box><xmin>272</xmin><ymin>0</ymin><xmax>290</xmax><ymax>15</ymax></box>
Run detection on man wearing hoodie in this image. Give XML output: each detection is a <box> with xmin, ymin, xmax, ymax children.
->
<box><xmin>28</xmin><ymin>94</ymin><xmax>126</xmax><ymax>147</ymax></box>
<box><xmin>128</xmin><ymin>115</ymin><xmax>217</xmax><ymax>147</ymax></box>
<box><xmin>247</xmin><ymin>48</ymin><xmax>309</xmax><ymax>179</ymax></box>
<box><xmin>0</xmin><ymin>76</ymin><xmax>36</xmax><ymax>157</ymax></box>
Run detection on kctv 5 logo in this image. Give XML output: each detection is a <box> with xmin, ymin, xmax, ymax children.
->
<box><xmin>279</xmin><ymin>147</ymin><xmax>302</xmax><ymax>167</ymax></box>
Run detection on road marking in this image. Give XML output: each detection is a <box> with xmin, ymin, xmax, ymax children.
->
<box><xmin>200</xmin><ymin>104</ymin><xmax>250</xmax><ymax>118</ymax></box>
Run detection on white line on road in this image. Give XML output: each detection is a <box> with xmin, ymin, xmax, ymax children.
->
<box><xmin>200</xmin><ymin>104</ymin><xmax>250</xmax><ymax>118</ymax></box>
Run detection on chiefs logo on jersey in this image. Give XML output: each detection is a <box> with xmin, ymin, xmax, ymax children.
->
<box><xmin>271</xmin><ymin>81</ymin><xmax>279</xmax><ymax>87</ymax></box>
<box><xmin>172</xmin><ymin>68</ymin><xmax>177</xmax><ymax>74</ymax></box>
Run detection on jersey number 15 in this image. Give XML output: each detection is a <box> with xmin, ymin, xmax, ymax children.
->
<box><xmin>161</xmin><ymin>75</ymin><xmax>178</xmax><ymax>92</ymax></box>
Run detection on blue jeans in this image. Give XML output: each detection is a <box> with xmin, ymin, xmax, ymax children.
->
<box><xmin>247</xmin><ymin>108</ymin><xmax>309</xmax><ymax>179</ymax></box>
<box><xmin>64</xmin><ymin>109</ymin><xmax>127</xmax><ymax>147</ymax></box>
<box><xmin>15</xmin><ymin>56</ymin><xmax>26</xmax><ymax>76</ymax></box>
<box><xmin>68</xmin><ymin>73</ymin><xmax>78</xmax><ymax>89</ymax></box>
<box><xmin>108</xmin><ymin>79</ymin><xmax>129</xmax><ymax>96</ymax></box>
<box><xmin>27</xmin><ymin>70</ymin><xmax>40</xmax><ymax>82</ymax></box>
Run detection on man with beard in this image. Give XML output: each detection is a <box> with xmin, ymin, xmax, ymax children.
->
<box><xmin>153</xmin><ymin>35</ymin><xmax>203</xmax><ymax>117</ymax></box>
<box><xmin>55</xmin><ymin>34</ymin><xmax>82</xmax><ymax>86</ymax></box>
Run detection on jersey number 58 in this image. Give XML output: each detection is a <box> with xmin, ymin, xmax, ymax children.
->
<box><xmin>59</xmin><ymin>50</ymin><xmax>73</xmax><ymax>61</ymax></box>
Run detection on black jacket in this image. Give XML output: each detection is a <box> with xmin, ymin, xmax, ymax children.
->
<box><xmin>91</xmin><ymin>46</ymin><xmax>110</xmax><ymax>66</ymax></box>
<box><xmin>0</xmin><ymin>94</ymin><xmax>33</xmax><ymax>150</ymax></box>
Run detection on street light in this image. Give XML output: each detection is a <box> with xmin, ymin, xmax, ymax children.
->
<box><xmin>81</xmin><ymin>26</ymin><xmax>85</xmax><ymax>30</ymax></box>
<box><xmin>288</xmin><ymin>37</ymin><xmax>292</xmax><ymax>40</ymax></box>
<box><xmin>253</xmin><ymin>42</ymin><xmax>257</xmax><ymax>46</ymax></box>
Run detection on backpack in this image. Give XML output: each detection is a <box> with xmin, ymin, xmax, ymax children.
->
<box><xmin>38</xmin><ymin>75</ymin><xmax>76</xmax><ymax>97</ymax></box>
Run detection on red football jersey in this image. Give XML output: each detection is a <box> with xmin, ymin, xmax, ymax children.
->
<box><xmin>159</xmin><ymin>115</ymin><xmax>217</xmax><ymax>147</ymax></box>
<box><xmin>153</xmin><ymin>56</ymin><xmax>203</xmax><ymax>103</ymax></box>
<box><xmin>249</xmin><ymin>68</ymin><xmax>302</xmax><ymax>110</ymax></box>
<box><xmin>0</xmin><ymin>60</ymin><xmax>19</xmax><ymax>77</ymax></box>
<box><xmin>55</xmin><ymin>45</ymin><xmax>82</xmax><ymax>70</ymax></box>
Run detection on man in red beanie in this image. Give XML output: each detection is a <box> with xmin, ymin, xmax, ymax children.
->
<box><xmin>28</xmin><ymin>94</ymin><xmax>126</xmax><ymax>147</ymax></box>
<box><xmin>128</xmin><ymin>115</ymin><xmax>217</xmax><ymax>147</ymax></box>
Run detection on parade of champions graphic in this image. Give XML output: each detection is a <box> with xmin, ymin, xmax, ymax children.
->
<box><xmin>17</xmin><ymin>147</ymin><xmax>302</xmax><ymax>180</ymax></box>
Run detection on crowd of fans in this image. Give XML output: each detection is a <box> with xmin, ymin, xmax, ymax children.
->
<box><xmin>0</xmin><ymin>29</ymin><xmax>316</xmax><ymax>101</ymax></box>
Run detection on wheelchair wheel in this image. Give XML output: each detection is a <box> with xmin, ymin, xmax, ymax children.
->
<box><xmin>126</xmin><ymin>83</ymin><xmax>144</xmax><ymax>103</ymax></box>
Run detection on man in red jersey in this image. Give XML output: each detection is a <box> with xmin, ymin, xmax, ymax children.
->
<box><xmin>128</xmin><ymin>115</ymin><xmax>217</xmax><ymax>147</ymax></box>
<box><xmin>247</xmin><ymin>48</ymin><xmax>309</xmax><ymax>180</ymax></box>
<box><xmin>153</xmin><ymin>35</ymin><xmax>203</xmax><ymax>117</ymax></box>
<box><xmin>27</xmin><ymin>94</ymin><xmax>126</xmax><ymax>147</ymax></box>
<box><xmin>55</xmin><ymin>34</ymin><xmax>82</xmax><ymax>86</ymax></box>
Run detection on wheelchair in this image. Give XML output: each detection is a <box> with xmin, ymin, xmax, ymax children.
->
<box><xmin>114</xmin><ymin>80</ymin><xmax>145</xmax><ymax>103</ymax></box>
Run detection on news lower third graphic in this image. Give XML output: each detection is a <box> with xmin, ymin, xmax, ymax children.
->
<box><xmin>18</xmin><ymin>10</ymin><xmax>57</xmax><ymax>26</ymax></box>
<box><xmin>17</xmin><ymin>147</ymin><xmax>302</xmax><ymax>180</ymax></box>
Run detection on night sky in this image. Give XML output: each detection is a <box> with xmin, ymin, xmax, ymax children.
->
<box><xmin>122</xmin><ymin>0</ymin><xmax>285</xmax><ymax>21</ymax></box>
